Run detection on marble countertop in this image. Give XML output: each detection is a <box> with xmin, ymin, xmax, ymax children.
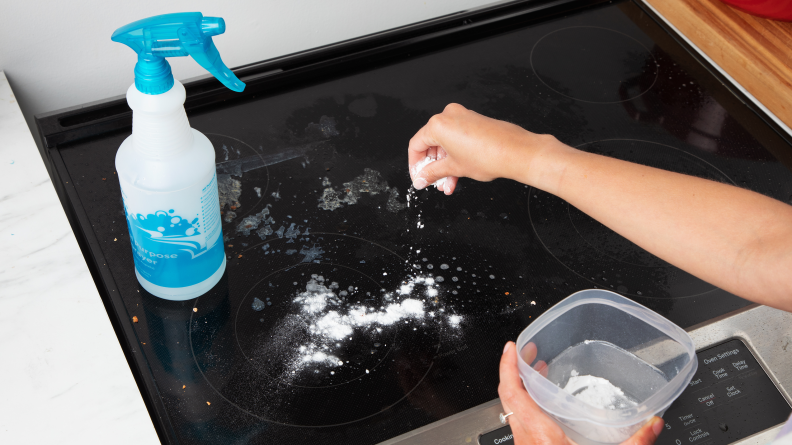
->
<box><xmin>0</xmin><ymin>71</ymin><xmax>158</xmax><ymax>444</ymax></box>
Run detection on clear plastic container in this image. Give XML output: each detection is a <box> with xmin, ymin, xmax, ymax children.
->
<box><xmin>516</xmin><ymin>289</ymin><xmax>697</xmax><ymax>445</ymax></box>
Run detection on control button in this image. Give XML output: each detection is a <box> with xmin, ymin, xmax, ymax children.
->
<box><xmin>676</xmin><ymin>413</ymin><xmax>698</xmax><ymax>428</ymax></box>
<box><xmin>698</xmin><ymin>392</ymin><xmax>716</xmax><ymax>408</ymax></box>
<box><xmin>688</xmin><ymin>428</ymin><xmax>712</xmax><ymax>443</ymax></box>
<box><xmin>712</xmin><ymin>367</ymin><xmax>730</xmax><ymax>380</ymax></box>
<box><xmin>725</xmin><ymin>385</ymin><xmax>742</xmax><ymax>398</ymax></box>
<box><xmin>731</xmin><ymin>360</ymin><xmax>748</xmax><ymax>371</ymax></box>
<box><xmin>718</xmin><ymin>422</ymin><xmax>729</xmax><ymax>432</ymax></box>
<box><xmin>479</xmin><ymin>425</ymin><xmax>514</xmax><ymax>445</ymax></box>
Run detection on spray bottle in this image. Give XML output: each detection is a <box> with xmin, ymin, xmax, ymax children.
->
<box><xmin>112</xmin><ymin>13</ymin><xmax>245</xmax><ymax>300</ymax></box>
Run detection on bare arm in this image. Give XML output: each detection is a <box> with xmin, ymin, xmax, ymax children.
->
<box><xmin>409</xmin><ymin>104</ymin><xmax>792</xmax><ymax>312</ymax></box>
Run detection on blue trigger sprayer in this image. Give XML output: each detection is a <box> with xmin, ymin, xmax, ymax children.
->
<box><xmin>112</xmin><ymin>13</ymin><xmax>245</xmax><ymax>300</ymax></box>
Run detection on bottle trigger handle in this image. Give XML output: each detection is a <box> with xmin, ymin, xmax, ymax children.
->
<box><xmin>111</xmin><ymin>12</ymin><xmax>245</xmax><ymax>95</ymax></box>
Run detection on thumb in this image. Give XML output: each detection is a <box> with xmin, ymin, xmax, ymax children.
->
<box><xmin>413</xmin><ymin>157</ymin><xmax>454</xmax><ymax>190</ymax></box>
<box><xmin>621</xmin><ymin>417</ymin><xmax>664</xmax><ymax>445</ymax></box>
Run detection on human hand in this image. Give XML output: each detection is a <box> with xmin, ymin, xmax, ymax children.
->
<box><xmin>407</xmin><ymin>103</ymin><xmax>568</xmax><ymax>194</ymax></box>
<box><xmin>498</xmin><ymin>341</ymin><xmax>665</xmax><ymax>445</ymax></box>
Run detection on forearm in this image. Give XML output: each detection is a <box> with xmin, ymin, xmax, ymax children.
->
<box><xmin>520</xmin><ymin>138</ymin><xmax>792</xmax><ymax>311</ymax></box>
<box><xmin>407</xmin><ymin>105</ymin><xmax>792</xmax><ymax>310</ymax></box>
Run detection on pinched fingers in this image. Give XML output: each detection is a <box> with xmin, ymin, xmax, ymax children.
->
<box><xmin>414</xmin><ymin>158</ymin><xmax>459</xmax><ymax>190</ymax></box>
<box><xmin>433</xmin><ymin>147</ymin><xmax>458</xmax><ymax>194</ymax></box>
<box><xmin>408</xmin><ymin>137</ymin><xmax>433</xmax><ymax>181</ymax></box>
<box><xmin>408</xmin><ymin>118</ymin><xmax>457</xmax><ymax>189</ymax></box>
<box><xmin>407</xmin><ymin>113</ymin><xmax>448</xmax><ymax>179</ymax></box>
<box><xmin>439</xmin><ymin>176</ymin><xmax>458</xmax><ymax>195</ymax></box>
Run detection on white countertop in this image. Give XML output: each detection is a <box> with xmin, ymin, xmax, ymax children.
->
<box><xmin>0</xmin><ymin>71</ymin><xmax>158</xmax><ymax>444</ymax></box>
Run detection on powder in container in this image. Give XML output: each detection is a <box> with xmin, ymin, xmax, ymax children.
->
<box><xmin>563</xmin><ymin>370</ymin><xmax>638</xmax><ymax>410</ymax></box>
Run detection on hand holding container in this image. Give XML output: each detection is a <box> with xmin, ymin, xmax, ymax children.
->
<box><xmin>516</xmin><ymin>289</ymin><xmax>697</xmax><ymax>445</ymax></box>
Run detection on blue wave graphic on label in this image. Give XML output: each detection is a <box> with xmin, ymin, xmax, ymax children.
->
<box><xmin>125</xmin><ymin>208</ymin><xmax>224</xmax><ymax>288</ymax></box>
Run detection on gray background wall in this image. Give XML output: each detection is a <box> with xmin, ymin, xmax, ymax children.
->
<box><xmin>0</xmin><ymin>0</ymin><xmax>493</xmax><ymax>136</ymax></box>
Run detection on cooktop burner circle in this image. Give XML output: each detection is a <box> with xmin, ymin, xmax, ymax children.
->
<box><xmin>189</xmin><ymin>233</ymin><xmax>447</xmax><ymax>427</ymax></box>
<box><xmin>529</xmin><ymin>139</ymin><xmax>736</xmax><ymax>298</ymax></box>
<box><xmin>530</xmin><ymin>26</ymin><xmax>658</xmax><ymax>104</ymax></box>
<box><xmin>205</xmin><ymin>133</ymin><xmax>270</xmax><ymax>229</ymax></box>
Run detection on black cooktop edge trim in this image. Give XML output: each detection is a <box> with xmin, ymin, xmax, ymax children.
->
<box><xmin>34</xmin><ymin>0</ymin><xmax>606</xmax><ymax>150</ymax></box>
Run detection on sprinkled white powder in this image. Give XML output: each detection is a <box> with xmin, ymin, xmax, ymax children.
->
<box><xmin>269</xmin><ymin>274</ymin><xmax>462</xmax><ymax>378</ymax></box>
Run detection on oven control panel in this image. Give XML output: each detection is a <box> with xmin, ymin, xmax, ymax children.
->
<box><xmin>656</xmin><ymin>339</ymin><xmax>790</xmax><ymax>445</ymax></box>
<box><xmin>479</xmin><ymin>339</ymin><xmax>790</xmax><ymax>445</ymax></box>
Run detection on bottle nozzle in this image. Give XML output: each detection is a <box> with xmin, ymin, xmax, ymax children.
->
<box><xmin>200</xmin><ymin>17</ymin><xmax>225</xmax><ymax>37</ymax></box>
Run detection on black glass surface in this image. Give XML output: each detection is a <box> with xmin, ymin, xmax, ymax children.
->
<box><xmin>657</xmin><ymin>339</ymin><xmax>791</xmax><ymax>445</ymax></box>
<box><xmin>50</xmin><ymin>1</ymin><xmax>792</xmax><ymax>443</ymax></box>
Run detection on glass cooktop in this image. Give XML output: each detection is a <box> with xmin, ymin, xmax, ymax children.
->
<box><xmin>45</xmin><ymin>0</ymin><xmax>792</xmax><ymax>443</ymax></box>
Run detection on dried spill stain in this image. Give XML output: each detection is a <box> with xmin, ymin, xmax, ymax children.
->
<box><xmin>218</xmin><ymin>174</ymin><xmax>242</xmax><ymax>222</ymax></box>
<box><xmin>318</xmin><ymin>168</ymin><xmax>406</xmax><ymax>213</ymax></box>
<box><xmin>236</xmin><ymin>204</ymin><xmax>274</xmax><ymax>236</ymax></box>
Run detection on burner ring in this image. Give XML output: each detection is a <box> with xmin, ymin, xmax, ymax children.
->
<box><xmin>189</xmin><ymin>233</ymin><xmax>446</xmax><ymax>427</ymax></box>
<box><xmin>530</xmin><ymin>26</ymin><xmax>659</xmax><ymax>104</ymax></box>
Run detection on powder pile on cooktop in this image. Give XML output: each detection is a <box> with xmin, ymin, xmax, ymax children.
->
<box><xmin>260</xmin><ymin>274</ymin><xmax>462</xmax><ymax>380</ymax></box>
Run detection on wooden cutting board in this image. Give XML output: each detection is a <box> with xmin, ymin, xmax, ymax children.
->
<box><xmin>644</xmin><ymin>0</ymin><xmax>792</xmax><ymax>129</ymax></box>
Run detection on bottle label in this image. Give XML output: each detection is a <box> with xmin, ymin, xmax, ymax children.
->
<box><xmin>122</xmin><ymin>172</ymin><xmax>224</xmax><ymax>288</ymax></box>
